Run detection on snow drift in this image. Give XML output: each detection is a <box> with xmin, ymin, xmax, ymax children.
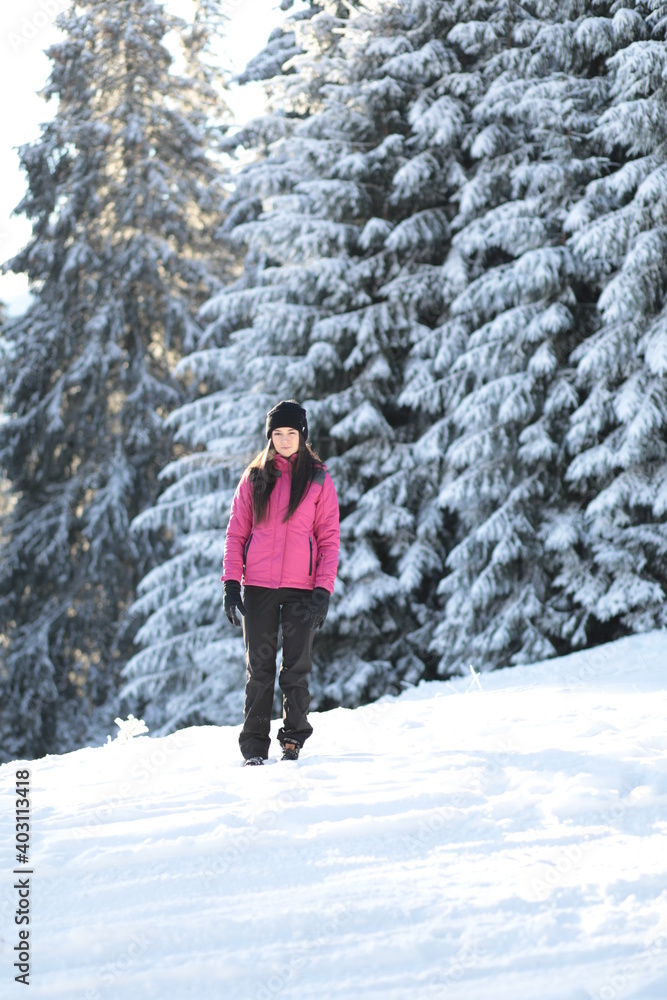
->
<box><xmin>1</xmin><ymin>631</ymin><xmax>667</xmax><ymax>999</ymax></box>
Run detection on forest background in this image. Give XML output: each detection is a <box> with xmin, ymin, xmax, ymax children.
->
<box><xmin>1</xmin><ymin>0</ymin><xmax>666</xmax><ymax>763</ymax></box>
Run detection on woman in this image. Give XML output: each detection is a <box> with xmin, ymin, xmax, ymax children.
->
<box><xmin>222</xmin><ymin>399</ymin><xmax>340</xmax><ymax>766</ymax></box>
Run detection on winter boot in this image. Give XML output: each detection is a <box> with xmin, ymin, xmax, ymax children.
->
<box><xmin>244</xmin><ymin>756</ymin><xmax>265</xmax><ymax>766</ymax></box>
<box><xmin>281</xmin><ymin>739</ymin><xmax>301</xmax><ymax>761</ymax></box>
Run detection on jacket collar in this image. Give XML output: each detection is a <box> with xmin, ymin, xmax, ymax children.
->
<box><xmin>274</xmin><ymin>452</ymin><xmax>297</xmax><ymax>469</ymax></box>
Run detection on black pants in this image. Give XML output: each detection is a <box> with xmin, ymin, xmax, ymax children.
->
<box><xmin>239</xmin><ymin>586</ymin><xmax>315</xmax><ymax>760</ymax></box>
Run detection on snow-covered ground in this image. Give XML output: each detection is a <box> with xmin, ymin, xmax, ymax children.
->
<box><xmin>2</xmin><ymin>632</ymin><xmax>667</xmax><ymax>999</ymax></box>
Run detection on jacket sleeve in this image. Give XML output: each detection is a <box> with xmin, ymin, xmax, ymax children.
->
<box><xmin>313</xmin><ymin>471</ymin><xmax>340</xmax><ymax>594</ymax></box>
<box><xmin>221</xmin><ymin>472</ymin><xmax>253</xmax><ymax>584</ymax></box>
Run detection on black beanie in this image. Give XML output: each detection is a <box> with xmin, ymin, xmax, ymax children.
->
<box><xmin>266</xmin><ymin>399</ymin><xmax>308</xmax><ymax>441</ymax></box>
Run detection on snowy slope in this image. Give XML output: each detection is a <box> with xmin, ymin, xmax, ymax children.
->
<box><xmin>2</xmin><ymin>632</ymin><xmax>667</xmax><ymax>1000</ymax></box>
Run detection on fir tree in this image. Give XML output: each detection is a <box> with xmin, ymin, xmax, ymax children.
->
<box><xmin>123</xmin><ymin>0</ymin><xmax>462</xmax><ymax>731</ymax></box>
<box><xmin>559</xmin><ymin>1</ymin><xmax>667</xmax><ymax>639</ymax></box>
<box><xmin>402</xmin><ymin>1</ymin><xmax>659</xmax><ymax>675</ymax></box>
<box><xmin>121</xmin><ymin>0</ymin><xmax>343</xmax><ymax>733</ymax></box>
<box><xmin>126</xmin><ymin>0</ymin><xmax>667</xmax><ymax>735</ymax></box>
<box><xmin>0</xmin><ymin>0</ymin><xmax>230</xmax><ymax>760</ymax></box>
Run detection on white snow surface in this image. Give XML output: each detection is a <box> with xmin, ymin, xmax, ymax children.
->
<box><xmin>2</xmin><ymin>632</ymin><xmax>667</xmax><ymax>999</ymax></box>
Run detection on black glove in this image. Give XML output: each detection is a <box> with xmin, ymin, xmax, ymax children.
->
<box><xmin>308</xmin><ymin>587</ymin><xmax>330</xmax><ymax>630</ymax></box>
<box><xmin>223</xmin><ymin>580</ymin><xmax>245</xmax><ymax>627</ymax></box>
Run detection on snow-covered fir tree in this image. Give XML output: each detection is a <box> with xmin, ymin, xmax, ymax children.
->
<box><xmin>125</xmin><ymin>0</ymin><xmax>667</xmax><ymax>736</ymax></box>
<box><xmin>398</xmin><ymin>0</ymin><xmax>665</xmax><ymax>675</ymax></box>
<box><xmin>121</xmin><ymin>0</ymin><xmax>345</xmax><ymax>732</ymax></box>
<box><xmin>558</xmin><ymin>0</ymin><xmax>667</xmax><ymax>638</ymax></box>
<box><xmin>123</xmin><ymin>0</ymin><xmax>464</xmax><ymax>732</ymax></box>
<box><xmin>0</xmin><ymin>0</ymin><xmax>230</xmax><ymax>761</ymax></box>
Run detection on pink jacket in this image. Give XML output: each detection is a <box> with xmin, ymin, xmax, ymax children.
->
<box><xmin>222</xmin><ymin>453</ymin><xmax>340</xmax><ymax>593</ymax></box>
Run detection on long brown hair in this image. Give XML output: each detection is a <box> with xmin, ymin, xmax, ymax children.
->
<box><xmin>246</xmin><ymin>433</ymin><xmax>324</xmax><ymax>524</ymax></box>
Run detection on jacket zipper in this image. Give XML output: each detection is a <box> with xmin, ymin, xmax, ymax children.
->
<box><xmin>243</xmin><ymin>533</ymin><xmax>253</xmax><ymax>570</ymax></box>
<box><xmin>308</xmin><ymin>536</ymin><xmax>313</xmax><ymax>575</ymax></box>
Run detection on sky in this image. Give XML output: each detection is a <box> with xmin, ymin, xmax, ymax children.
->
<box><xmin>0</xmin><ymin>0</ymin><xmax>288</xmax><ymax>315</ymax></box>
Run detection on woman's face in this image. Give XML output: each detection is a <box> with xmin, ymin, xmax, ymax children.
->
<box><xmin>271</xmin><ymin>426</ymin><xmax>300</xmax><ymax>458</ymax></box>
